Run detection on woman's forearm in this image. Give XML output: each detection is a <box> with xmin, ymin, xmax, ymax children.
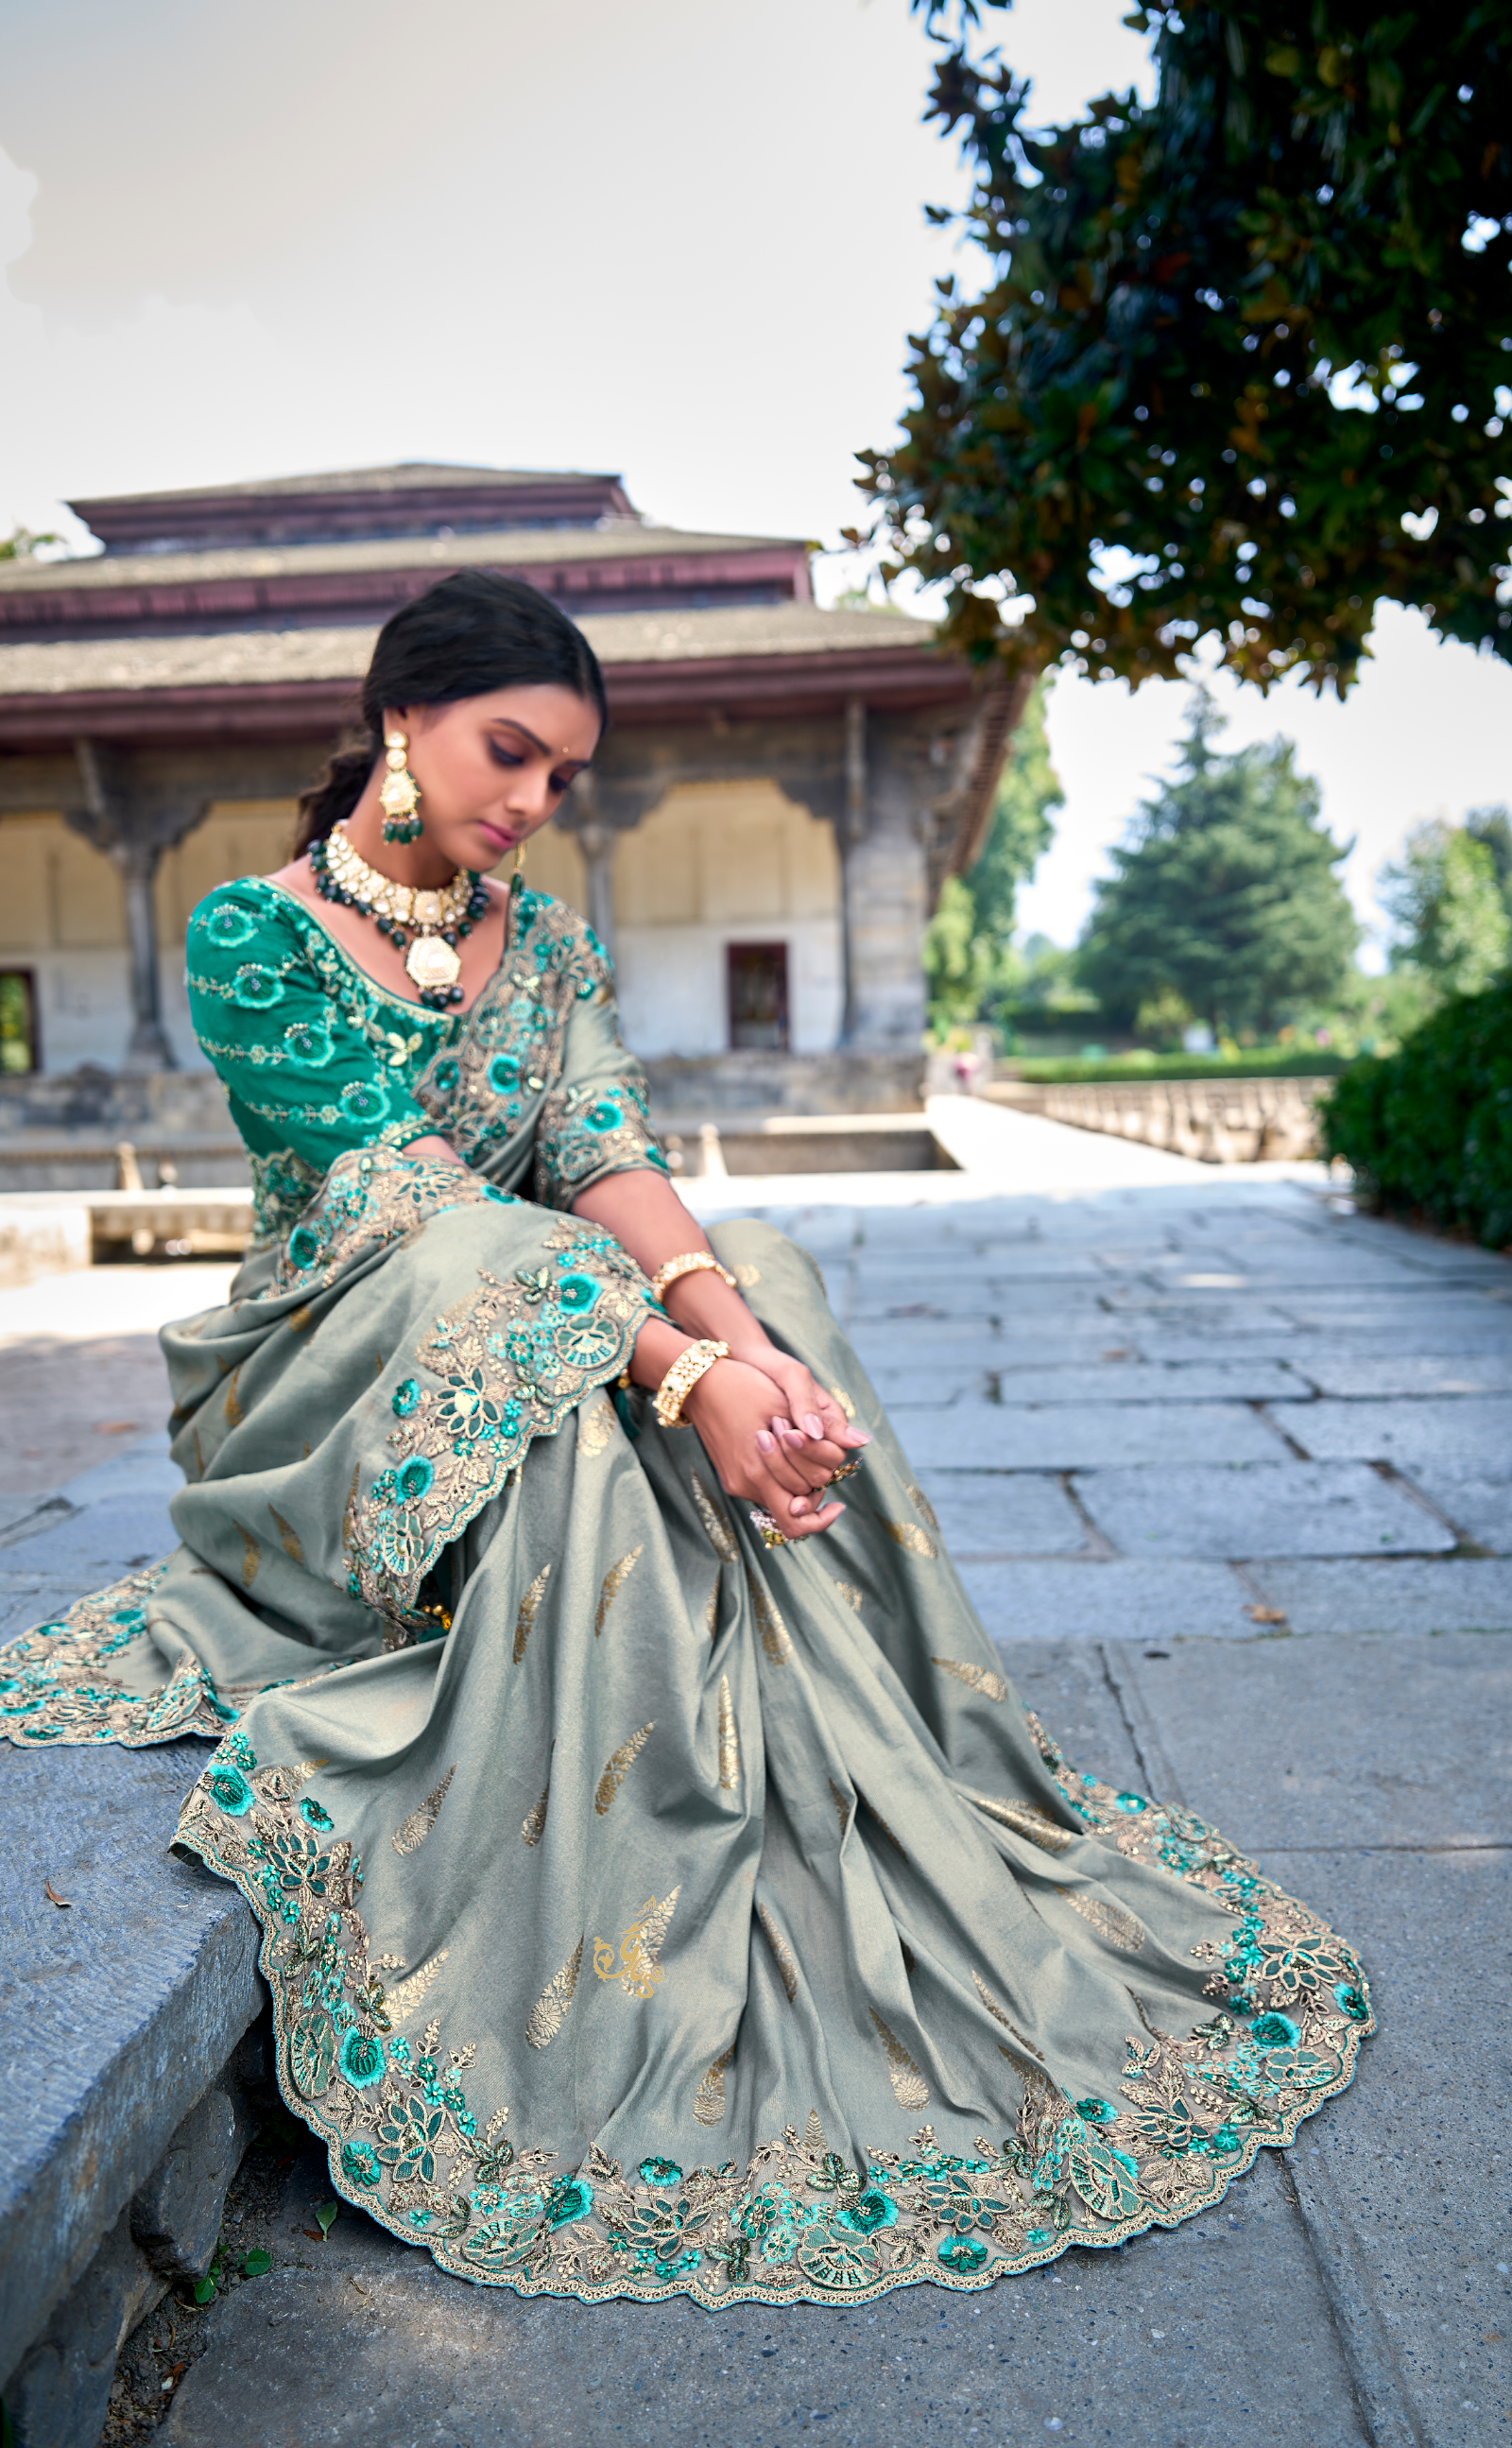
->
<box><xmin>571</xmin><ymin>1169</ymin><xmax>777</xmax><ymax>1365</ymax></box>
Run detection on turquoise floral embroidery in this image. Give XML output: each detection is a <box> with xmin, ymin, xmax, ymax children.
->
<box><xmin>545</xmin><ymin>2177</ymin><xmax>593</xmax><ymax>2228</ymax></box>
<box><xmin>342</xmin><ymin>2141</ymin><xmax>383</xmax><ymax>2188</ymax></box>
<box><xmin>300</xmin><ymin>1797</ymin><xmax>335</xmax><ymax>1832</ymax></box>
<box><xmin>488</xmin><ymin>1054</ymin><xmax>520</xmax><ymax>1095</ymax></box>
<box><xmin>232</xmin><ymin>964</ymin><xmax>284</xmax><ymax>1010</ymax></box>
<box><xmin>340</xmin><ymin>1079</ymin><xmax>390</xmax><ymax>1124</ymax></box>
<box><xmin>1333</xmin><ymin>1981</ymin><xmax>1369</xmax><ymax>2022</ymax></box>
<box><xmin>288</xmin><ymin>1224</ymin><xmax>321</xmax><ymax>1270</ymax></box>
<box><xmin>638</xmin><ymin>2158</ymin><xmax>681</xmax><ymax>2188</ymax></box>
<box><xmin>205</xmin><ymin>902</ymin><xmax>256</xmax><ymax>947</ymax></box>
<box><xmin>396</xmin><ymin>1457</ymin><xmax>435</xmax><ymax>1505</ymax></box>
<box><xmin>1250</xmin><ymin>2012</ymin><xmax>1301</xmax><ymax>2050</ymax></box>
<box><xmin>1113</xmin><ymin>1792</ymin><xmax>1147</xmax><ymax>1813</ymax></box>
<box><xmin>340</xmin><ymin>2029</ymin><xmax>387</xmax><ymax>2089</ymax></box>
<box><xmin>209</xmin><ymin>1764</ymin><xmax>254</xmax><ymax>1815</ymax></box>
<box><xmin>1074</xmin><ymin>2097</ymin><xmax>1116</xmax><ymax>2123</ymax></box>
<box><xmin>392</xmin><ymin>1379</ymin><xmax>421</xmax><ymax>1418</ymax></box>
<box><xmin>284</xmin><ymin>1017</ymin><xmax>335</xmax><ymax>1066</ymax></box>
<box><xmin>937</xmin><ymin>2235</ymin><xmax>988</xmax><ymax>2273</ymax></box>
<box><xmin>837</xmin><ymin>2186</ymin><xmax>897</xmax><ymax>2234</ymax></box>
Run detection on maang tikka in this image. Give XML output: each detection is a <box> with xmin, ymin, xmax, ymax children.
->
<box><xmin>379</xmin><ymin>730</ymin><xmax>423</xmax><ymax>845</ymax></box>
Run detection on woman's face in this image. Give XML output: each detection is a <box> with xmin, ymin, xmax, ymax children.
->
<box><xmin>392</xmin><ymin>683</ymin><xmax>601</xmax><ymax>872</ymax></box>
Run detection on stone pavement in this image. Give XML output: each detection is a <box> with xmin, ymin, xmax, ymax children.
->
<box><xmin>0</xmin><ymin>1108</ymin><xmax>1506</xmax><ymax>2446</ymax></box>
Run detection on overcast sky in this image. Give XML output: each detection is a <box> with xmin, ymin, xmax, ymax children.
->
<box><xmin>3</xmin><ymin>0</ymin><xmax>1507</xmax><ymax>950</ymax></box>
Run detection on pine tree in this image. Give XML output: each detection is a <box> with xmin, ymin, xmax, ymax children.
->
<box><xmin>1077</xmin><ymin>688</ymin><xmax>1357</xmax><ymax>1035</ymax></box>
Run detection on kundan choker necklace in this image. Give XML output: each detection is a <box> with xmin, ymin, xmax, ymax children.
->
<box><xmin>309</xmin><ymin>823</ymin><xmax>490</xmax><ymax>1009</ymax></box>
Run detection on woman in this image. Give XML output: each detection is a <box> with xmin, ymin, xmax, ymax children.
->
<box><xmin>1</xmin><ymin>574</ymin><xmax>1371</xmax><ymax>2308</ymax></box>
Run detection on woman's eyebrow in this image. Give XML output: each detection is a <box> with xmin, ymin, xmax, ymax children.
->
<box><xmin>488</xmin><ymin>716</ymin><xmax>591</xmax><ymax>767</ymax></box>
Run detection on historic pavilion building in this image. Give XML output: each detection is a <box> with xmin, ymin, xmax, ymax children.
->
<box><xmin>0</xmin><ymin>462</ymin><xmax>1011</xmax><ymax>1110</ymax></box>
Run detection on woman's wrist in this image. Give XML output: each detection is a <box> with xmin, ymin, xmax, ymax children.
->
<box><xmin>662</xmin><ymin>1272</ymin><xmax>775</xmax><ymax>1367</ymax></box>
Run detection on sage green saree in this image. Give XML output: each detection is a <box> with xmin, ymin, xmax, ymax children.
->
<box><xmin>0</xmin><ymin>880</ymin><xmax>1372</xmax><ymax>2308</ymax></box>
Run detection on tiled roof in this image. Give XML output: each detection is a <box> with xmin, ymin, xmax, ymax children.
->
<box><xmin>0</xmin><ymin>603</ymin><xmax>938</xmax><ymax>698</ymax></box>
<box><xmin>68</xmin><ymin>462</ymin><xmax>621</xmax><ymax>508</ymax></box>
<box><xmin>0</xmin><ymin>523</ymin><xmax>799</xmax><ymax>598</ymax></box>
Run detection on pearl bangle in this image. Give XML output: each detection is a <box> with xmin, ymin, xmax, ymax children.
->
<box><xmin>650</xmin><ymin>1250</ymin><xmax>738</xmax><ymax>1303</ymax></box>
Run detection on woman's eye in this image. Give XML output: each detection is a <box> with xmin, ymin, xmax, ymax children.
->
<box><xmin>489</xmin><ymin>746</ymin><xmax>522</xmax><ymax>770</ymax></box>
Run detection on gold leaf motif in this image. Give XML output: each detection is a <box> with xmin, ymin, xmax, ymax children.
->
<box><xmin>594</xmin><ymin>1721</ymin><xmax>655</xmax><ymax>1816</ymax></box>
<box><xmin>832</xmin><ymin>1579</ymin><xmax>864</xmax><ymax>1612</ymax></box>
<box><xmin>236</xmin><ymin>1524</ymin><xmax>260</xmax><ymax>1588</ymax></box>
<box><xmin>385</xmin><ymin>1948</ymin><xmax>451</xmax><ymax>2025</ymax></box>
<box><xmin>886</xmin><ymin>1519</ymin><xmax>936</xmax><ymax>1560</ymax></box>
<box><xmin>284</xmin><ymin>1757</ymin><xmax>330</xmax><ymax>1789</ymax></box>
<box><xmin>374</xmin><ymin>1350</ymin><xmax>385</xmax><ymax>1381</ymax></box>
<box><xmin>592</xmin><ymin>1889</ymin><xmax>680</xmax><ymax>1998</ymax></box>
<box><xmin>192</xmin><ymin>1426</ymin><xmax>205</xmax><ymax>1479</ymax></box>
<box><xmin>804</xmin><ymin>2109</ymin><xmax>828</xmax><ymax>2149</ymax></box>
<box><xmin>870</xmin><ymin>2008</ymin><xmax>929</xmax><ymax>2110</ymax></box>
<box><xmin>594</xmin><ymin>1545</ymin><xmax>644</xmax><ymax>1636</ymax></box>
<box><xmin>860</xmin><ymin>1796</ymin><xmax>908</xmax><ymax>1861</ymax></box>
<box><xmin>828</xmin><ymin>1776</ymin><xmax>851</xmax><ymax>1836</ymax></box>
<box><xmin>971</xmin><ymin>1967</ymin><xmax>1046</xmax><ymax>2062</ymax></box>
<box><xmin>906</xmin><ymin>1482</ymin><xmax>939</xmax><ymax>1532</ymax></box>
<box><xmin>732</xmin><ymin>1263</ymin><xmax>762</xmax><ymax>1288</ymax></box>
<box><xmin>267</xmin><ymin>1505</ymin><xmax>303</xmax><ymax>1567</ymax></box>
<box><xmin>522</xmin><ymin>1746</ymin><xmax>553</xmax><ymax>1845</ymax></box>
<box><xmin>747</xmin><ymin>1573</ymin><xmax>793</xmax><ymax>1664</ymax></box>
<box><xmin>693</xmin><ymin>2044</ymin><xmax>734</xmax><ymax>2127</ymax></box>
<box><xmin>717</xmin><ymin>1675</ymin><xmax>740</xmax><ymax>1791</ymax></box>
<box><xmin>1057</xmin><ymin>1888</ymin><xmax>1146</xmax><ymax>1954</ymax></box>
<box><xmin>525</xmin><ymin>1936</ymin><xmax>584</xmax><ymax>2048</ymax></box>
<box><xmin>758</xmin><ymin>1904</ymin><xmax>799</xmax><ymax>2003</ymax></box>
<box><xmin>829</xmin><ymin>1384</ymin><xmax>856</xmax><ymax>1420</ymax></box>
<box><xmin>393</xmin><ymin>1764</ymin><xmax>456</xmax><ymax>1856</ymax></box>
<box><xmin>577</xmin><ymin>1396</ymin><xmax>615</xmax><ymax>1458</ymax></box>
<box><xmin>705</xmin><ymin>1579</ymin><xmax>720</xmax><ymax>1643</ymax></box>
<box><xmin>288</xmin><ymin>1304</ymin><xmax>313</xmax><ymax>1336</ymax></box>
<box><xmin>692</xmin><ymin>1471</ymin><xmax>738</xmax><ymax>1562</ymax></box>
<box><xmin>933</xmin><ymin>1656</ymin><xmax>1007</xmax><ymax>1703</ymax></box>
<box><xmin>224</xmin><ymin>1366</ymin><xmax>244</xmax><ymax>1427</ymax></box>
<box><xmin>512</xmin><ymin>1563</ymin><xmax>552</xmax><ymax>1664</ymax></box>
<box><xmin>968</xmin><ymin>1790</ymin><xmax>1074</xmax><ymax>1854</ymax></box>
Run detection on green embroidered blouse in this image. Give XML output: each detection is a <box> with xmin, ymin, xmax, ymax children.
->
<box><xmin>185</xmin><ymin>877</ymin><xmax>667</xmax><ymax>1243</ymax></box>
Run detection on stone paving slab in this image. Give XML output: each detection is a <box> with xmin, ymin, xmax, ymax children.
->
<box><xmin>1114</xmin><ymin>1632</ymin><xmax>1511</xmax><ymax>1850</ymax></box>
<box><xmin>892</xmin><ymin>1401</ymin><xmax>1284</xmax><ymax>1472</ymax></box>
<box><xmin>1270</xmin><ymin>1348</ymin><xmax>1512</xmax><ymax>1397</ymax></box>
<box><xmin>970</xmin><ymin>1557</ymin><xmax>1258</xmax><ymax>1642</ymax></box>
<box><xmin>1074</xmin><ymin>1459</ymin><xmax>1456</xmax><ymax>1559</ymax></box>
<box><xmin>979</xmin><ymin>1360</ymin><xmax>1308</xmax><ymax>1405</ymax></box>
<box><xmin>1404</xmin><ymin>1469</ymin><xmax>1512</xmax><ymax>1555</ymax></box>
<box><xmin>1246</xmin><ymin>1558</ymin><xmax>1512</xmax><ymax>1633</ymax></box>
<box><xmin>1270</xmin><ymin>1393</ymin><xmax>1512</xmax><ymax>1475</ymax></box>
<box><xmin>915</xmin><ymin>1470</ymin><xmax>1091</xmax><ymax>1558</ymax></box>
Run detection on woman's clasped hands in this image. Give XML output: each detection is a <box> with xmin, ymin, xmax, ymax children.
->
<box><xmin>680</xmin><ymin>1349</ymin><xmax>870</xmax><ymax>1544</ymax></box>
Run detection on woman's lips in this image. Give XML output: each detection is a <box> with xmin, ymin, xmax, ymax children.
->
<box><xmin>475</xmin><ymin>820</ymin><xmax>516</xmax><ymax>857</ymax></box>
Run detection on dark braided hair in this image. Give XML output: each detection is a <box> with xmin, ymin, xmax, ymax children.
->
<box><xmin>294</xmin><ymin>570</ymin><xmax>607</xmax><ymax>854</ymax></box>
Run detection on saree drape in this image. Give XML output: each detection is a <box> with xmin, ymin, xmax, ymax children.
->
<box><xmin>0</xmin><ymin>883</ymin><xmax>1372</xmax><ymax>2309</ymax></box>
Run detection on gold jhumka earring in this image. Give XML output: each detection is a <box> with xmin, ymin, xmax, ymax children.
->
<box><xmin>379</xmin><ymin>731</ymin><xmax>423</xmax><ymax>845</ymax></box>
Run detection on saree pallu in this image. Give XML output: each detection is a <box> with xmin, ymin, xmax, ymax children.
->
<box><xmin>0</xmin><ymin>1156</ymin><xmax>1373</xmax><ymax>2309</ymax></box>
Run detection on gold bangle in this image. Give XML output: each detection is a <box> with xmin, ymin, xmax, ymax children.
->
<box><xmin>652</xmin><ymin>1338</ymin><xmax>730</xmax><ymax>1430</ymax></box>
<box><xmin>650</xmin><ymin>1250</ymin><xmax>738</xmax><ymax>1303</ymax></box>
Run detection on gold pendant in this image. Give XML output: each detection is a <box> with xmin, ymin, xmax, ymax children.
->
<box><xmin>404</xmin><ymin>934</ymin><xmax>462</xmax><ymax>991</ymax></box>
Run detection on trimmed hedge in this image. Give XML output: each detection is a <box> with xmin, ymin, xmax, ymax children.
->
<box><xmin>1013</xmin><ymin>1049</ymin><xmax>1348</xmax><ymax>1086</ymax></box>
<box><xmin>1322</xmin><ymin>973</ymin><xmax>1512</xmax><ymax>1250</ymax></box>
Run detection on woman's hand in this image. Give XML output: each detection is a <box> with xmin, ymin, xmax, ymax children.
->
<box><xmin>682</xmin><ymin>1358</ymin><xmax>850</xmax><ymax>1543</ymax></box>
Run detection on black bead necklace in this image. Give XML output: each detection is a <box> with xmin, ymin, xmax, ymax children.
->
<box><xmin>308</xmin><ymin>831</ymin><xmax>490</xmax><ymax>1010</ymax></box>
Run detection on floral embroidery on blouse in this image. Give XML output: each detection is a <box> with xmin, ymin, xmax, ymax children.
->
<box><xmin>185</xmin><ymin>880</ymin><xmax>663</xmax><ymax>1246</ymax></box>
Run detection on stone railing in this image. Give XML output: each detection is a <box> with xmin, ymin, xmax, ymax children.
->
<box><xmin>988</xmin><ymin>1074</ymin><xmax>1333</xmax><ymax>1164</ymax></box>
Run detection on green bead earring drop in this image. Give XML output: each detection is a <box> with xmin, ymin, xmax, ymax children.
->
<box><xmin>379</xmin><ymin>730</ymin><xmax>423</xmax><ymax>845</ymax></box>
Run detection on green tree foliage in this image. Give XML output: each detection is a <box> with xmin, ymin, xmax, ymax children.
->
<box><xmin>1077</xmin><ymin>688</ymin><xmax>1358</xmax><ymax>1032</ymax></box>
<box><xmin>922</xmin><ymin>678</ymin><xmax>1062</xmax><ymax>1032</ymax></box>
<box><xmin>1379</xmin><ymin>817</ymin><xmax>1512</xmax><ymax>994</ymax></box>
<box><xmin>0</xmin><ymin>526</ymin><xmax>59</xmax><ymax>561</ymax></box>
<box><xmin>1324</xmin><ymin>970</ymin><xmax>1512</xmax><ymax>1246</ymax></box>
<box><xmin>869</xmin><ymin>2</ymin><xmax>1512</xmax><ymax>692</ymax></box>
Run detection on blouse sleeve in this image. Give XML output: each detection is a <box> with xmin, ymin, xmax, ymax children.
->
<box><xmin>185</xmin><ymin>882</ymin><xmax>438</xmax><ymax>1180</ymax></box>
<box><xmin>533</xmin><ymin>922</ymin><xmax>670</xmax><ymax>1212</ymax></box>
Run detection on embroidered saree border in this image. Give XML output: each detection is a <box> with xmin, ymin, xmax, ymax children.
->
<box><xmin>168</xmin><ymin>1718</ymin><xmax>1372</xmax><ymax>2311</ymax></box>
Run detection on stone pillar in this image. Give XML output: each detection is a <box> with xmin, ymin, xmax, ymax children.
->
<box><xmin>568</xmin><ymin>816</ymin><xmax>618</xmax><ymax>960</ymax></box>
<box><xmin>66</xmin><ymin>741</ymin><xmax>211</xmax><ymax>1074</ymax></box>
<box><xmin>839</xmin><ymin>724</ymin><xmax>929</xmax><ymax>1050</ymax></box>
<box><xmin>837</xmin><ymin>696</ymin><xmax>866</xmax><ymax>1046</ymax></box>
